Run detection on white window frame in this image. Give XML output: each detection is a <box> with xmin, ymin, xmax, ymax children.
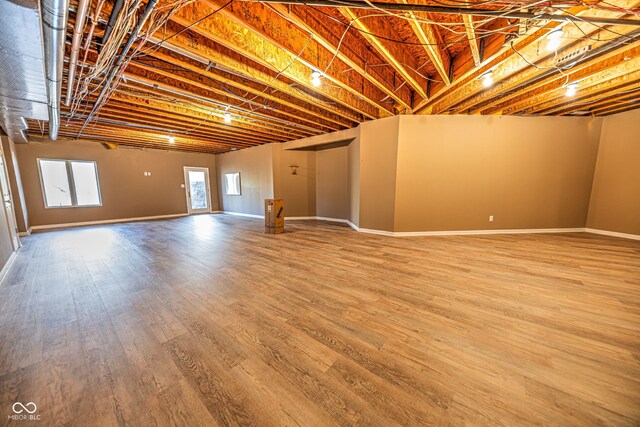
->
<box><xmin>37</xmin><ymin>158</ymin><xmax>102</xmax><ymax>209</ymax></box>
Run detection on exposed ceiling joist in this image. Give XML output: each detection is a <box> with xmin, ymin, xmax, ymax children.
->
<box><xmin>462</xmin><ymin>15</ymin><xmax>482</xmax><ymax>67</ymax></box>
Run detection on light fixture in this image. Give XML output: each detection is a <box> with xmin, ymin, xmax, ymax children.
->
<box><xmin>565</xmin><ymin>83</ymin><xmax>578</xmax><ymax>97</ymax></box>
<box><xmin>224</xmin><ymin>112</ymin><xmax>232</xmax><ymax>123</ymax></box>
<box><xmin>311</xmin><ymin>70</ymin><xmax>322</xmax><ymax>87</ymax></box>
<box><xmin>481</xmin><ymin>72</ymin><xmax>494</xmax><ymax>88</ymax></box>
<box><xmin>546</xmin><ymin>30</ymin><xmax>563</xmax><ymax>52</ymax></box>
<box><xmin>168</xmin><ymin>136</ymin><xmax>175</xmax><ymax>144</ymax></box>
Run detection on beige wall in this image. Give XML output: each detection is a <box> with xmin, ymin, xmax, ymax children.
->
<box><xmin>587</xmin><ymin>109</ymin><xmax>640</xmax><ymax>235</ymax></box>
<box><xmin>347</xmin><ymin>136</ymin><xmax>360</xmax><ymax>226</ymax></box>
<box><xmin>316</xmin><ymin>145</ymin><xmax>349</xmax><ymax>219</ymax></box>
<box><xmin>1</xmin><ymin>136</ymin><xmax>29</xmax><ymax>232</ymax></box>
<box><xmin>358</xmin><ymin>116</ymin><xmax>399</xmax><ymax>232</ymax></box>
<box><xmin>394</xmin><ymin>115</ymin><xmax>602</xmax><ymax>232</ymax></box>
<box><xmin>15</xmin><ymin>141</ymin><xmax>219</xmax><ymax>227</ymax></box>
<box><xmin>0</xmin><ymin>139</ymin><xmax>15</xmax><ymax>270</ymax></box>
<box><xmin>273</xmin><ymin>144</ymin><xmax>316</xmax><ymax>217</ymax></box>
<box><xmin>216</xmin><ymin>144</ymin><xmax>274</xmax><ymax>216</ymax></box>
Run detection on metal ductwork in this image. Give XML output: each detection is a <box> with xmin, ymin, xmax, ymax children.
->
<box><xmin>0</xmin><ymin>0</ymin><xmax>49</xmax><ymax>143</ymax></box>
<box><xmin>65</xmin><ymin>0</ymin><xmax>89</xmax><ymax>107</ymax></box>
<box><xmin>41</xmin><ymin>0</ymin><xmax>70</xmax><ymax>140</ymax></box>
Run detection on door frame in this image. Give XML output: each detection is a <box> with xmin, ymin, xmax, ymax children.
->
<box><xmin>183</xmin><ymin>166</ymin><xmax>212</xmax><ymax>215</ymax></box>
<box><xmin>0</xmin><ymin>151</ymin><xmax>20</xmax><ymax>250</ymax></box>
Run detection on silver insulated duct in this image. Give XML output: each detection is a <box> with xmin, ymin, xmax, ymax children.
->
<box><xmin>41</xmin><ymin>0</ymin><xmax>69</xmax><ymax>140</ymax></box>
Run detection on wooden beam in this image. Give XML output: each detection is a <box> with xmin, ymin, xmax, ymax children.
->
<box><xmin>147</xmin><ymin>23</ymin><xmax>364</xmax><ymax>125</ymax></box>
<box><xmin>339</xmin><ymin>7</ymin><xmax>428</xmax><ymax>98</ymax></box>
<box><xmin>401</xmin><ymin>0</ymin><xmax>451</xmax><ymax>85</ymax></box>
<box><xmin>172</xmin><ymin>1</ymin><xmax>388</xmax><ymax>119</ymax></box>
<box><xmin>144</xmin><ymin>48</ymin><xmax>355</xmax><ymax>129</ymax></box>
<box><xmin>267</xmin><ymin>3</ymin><xmax>414</xmax><ymax>109</ymax></box>
<box><xmin>453</xmin><ymin>3</ymin><xmax>640</xmax><ymax>114</ymax></box>
<box><xmin>503</xmin><ymin>61</ymin><xmax>640</xmax><ymax>116</ymax></box>
<box><xmin>122</xmin><ymin>73</ymin><xmax>316</xmax><ymax>139</ymax></box>
<box><xmin>597</xmin><ymin>103</ymin><xmax>640</xmax><ymax>116</ymax></box>
<box><xmin>462</xmin><ymin>15</ymin><xmax>481</xmax><ymax>67</ymax></box>
<box><xmin>412</xmin><ymin>5</ymin><xmax>589</xmax><ymax>114</ymax></box>
<box><xmin>128</xmin><ymin>60</ymin><xmax>339</xmax><ymax>134</ymax></box>
<box><xmin>553</xmin><ymin>88</ymin><xmax>640</xmax><ymax>116</ymax></box>
<box><xmin>485</xmin><ymin>45</ymin><xmax>640</xmax><ymax>115</ymax></box>
<box><xmin>107</xmin><ymin>84</ymin><xmax>307</xmax><ymax>140</ymax></box>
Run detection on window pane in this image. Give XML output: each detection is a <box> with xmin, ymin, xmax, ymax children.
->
<box><xmin>39</xmin><ymin>160</ymin><xmax>72</xmax><ymax>207</ymax></box>
<box><xmin>225</xmin><ymin>173</ymin><xmax>241</xmax><ymax>195</ymax></box>
<box><xmin>71</xmin><ymin>161</ymin><xmax>101</xmax><ymax>206</ymax></box>
<box><xmin>188</xmin><ymin>170</ymin><xmax>208</xmax><ymax>209</ymax></box>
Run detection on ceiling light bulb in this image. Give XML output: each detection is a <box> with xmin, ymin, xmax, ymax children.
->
<box><xmin>311</xmin><ymin>70</ymin><xmax>322</xmax><ymax>87</ymax></box>
<box><xmin>224</xmin><ymin>112</ymin><xmax>232</xmax><ymax>123</ymax></box>
<box><xmin>168</xmin><ymin>136</ymin><xmax>175</xmax><ymax>144</ymax></box>
<box><xmin>565</xmin><ymin>83</ymin><xmax>578</xmax><ymax>97</ymax></box>
<box><xmin>481</xmin><ymin>72</ymin><xmax>493</xmax><ymax>88</ymax></box>
<box><xmin>546</xmin><ymin>30</ymin><xmax>563</xmax><ymax>52</ymax></box>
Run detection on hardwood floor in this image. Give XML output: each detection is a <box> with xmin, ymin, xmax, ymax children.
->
<box><xmin>1</xmin><ymin>214</ymin><xmax>639</xmax><ymax>426</ymax></box>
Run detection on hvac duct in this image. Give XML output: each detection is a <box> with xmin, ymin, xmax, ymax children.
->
<box><xmin>65</xmin><ymin>0</ymin><xmax>89</xmax><ymax>107</ymax></box>
<box><xmin>41</xmin><ymin>0</ymin><xmax>70</xmax><ymax>140</ymax></box>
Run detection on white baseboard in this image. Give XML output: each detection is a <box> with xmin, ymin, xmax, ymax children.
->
<box><xmin>221</xmin><ymin>211</ymin><xmax>264</xmax><ymax>219</ymax></box>
<box><xmin>18</xmin><ymin>227</ymin><xmax>32</xmax><ymax>237</ymax></box>
<box><xmin>584</xmin><ymin>228</ymin><xmax>640</xmax><ymax>241</ymax></box>
<box><xmin>283</xmin><ymin>217</ymin><xmax>592</xmax><ymax>237</ymax></box>
<box><xmin>357</xmin><ymin>227</ymin><xmax>586</xmax><ymax>237</ymax></box>
<box><xmin>286</xmin><ymin>216</ymin><xmax>360</xmax><ymax>231</ymax></box>
<box><xmin>0</xmin><ymin>251</ymin><xmax>17</xmax><ymax>285</ymax></box>
<box><xmin>30</xmin><ymin>213</ymin><xmax>188</xmax><ymax>231</ymax></box>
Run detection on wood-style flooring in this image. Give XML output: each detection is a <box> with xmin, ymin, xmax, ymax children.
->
<box><xmin>1</xmin><ymin>215</ymin><xmax>639</xmax><ymax>426</ymax></box>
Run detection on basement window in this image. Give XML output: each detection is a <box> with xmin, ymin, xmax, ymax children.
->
<box><xmin>38</xmin><ymin>159</ymin><xmax>102</xmax><ymax>208</ymax></box>
<box><xmin>225</xmin><ymin>172</ymin><xmax>241</xmax><ymax>196</ymax></box>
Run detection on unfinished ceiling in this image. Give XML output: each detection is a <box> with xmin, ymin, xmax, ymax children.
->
<box><xmin>22</xmin><ymin>0</ymin><xmax>640</xmax><ymax>153</ymax></box>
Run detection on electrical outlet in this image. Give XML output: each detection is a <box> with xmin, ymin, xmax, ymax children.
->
<box><xmin>489</xmin><ymin>215</ymin><xmax>494</xmax><ymax>222</ymax></box>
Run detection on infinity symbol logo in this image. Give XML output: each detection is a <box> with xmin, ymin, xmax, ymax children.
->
<box><xmin>12</xmin><ymin>402</ymin><xmax>37</xmax><ymax>414</ymax></box>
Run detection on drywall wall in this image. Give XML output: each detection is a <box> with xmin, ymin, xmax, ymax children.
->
<box><xmin>358</xmin><ymin>116</ymin><xmax>399</xmax><ymax>232</ymax></box>
<box><xmin>587</xmin><ymin>109</ymin><xmax>640</xmax><ymax>235</ymax></box>
<box><xmin>0</xmin><ymin>139</ymin><xmax>15</xmax><ymax>271</ymax></box>
<box><xmin>316</xmin><ymin>145</ymin><xmax>349</xmax><ymax>220</ymax></box>
<box><xmin>15</xmin><ymin>141</ymin><xmax>219</xmax><ymax>227</ymax></box>
<box><xmin>273</xmin><ymin>144</ymin><xmax>316</xmax><ymax>217</ymax></box>
<box><xmin>394</xmin><ymin>115</ymin><xmax>602</xmax><ymax>232</ymax></box>
<box><xmin>216</xmin><ymin>144</ymin><xmax>273</xmax><ymax>216</ymax></box>
<box><xmin>347</xmin><ymin>135</ymin><xmax>360</xmax><ymax>227</ymax></box>
<box><xmin>1</xmin><ymin>135</ymin><xmax>28</xmax><ymax>232</ymax></box>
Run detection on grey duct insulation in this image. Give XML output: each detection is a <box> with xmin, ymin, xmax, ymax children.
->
<box><xmin>65</xmin><ymin>0</ymin><xmax>90</xmax><ymax>107</ymax></box>
<box><xmin>41</xmin><ymin>0</ymin><xmax>70</xmax><ymax>140</ymax></box>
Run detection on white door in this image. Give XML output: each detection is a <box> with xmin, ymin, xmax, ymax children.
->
<box><xmin>184</xmin><ymin>167</ymin><xmax>212</xmax><ymax>214</ymax></box>
<box><xmin>0</xmin><ymin>154</ymin><xmax>20</xmax><ymax>250</ymax></box>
